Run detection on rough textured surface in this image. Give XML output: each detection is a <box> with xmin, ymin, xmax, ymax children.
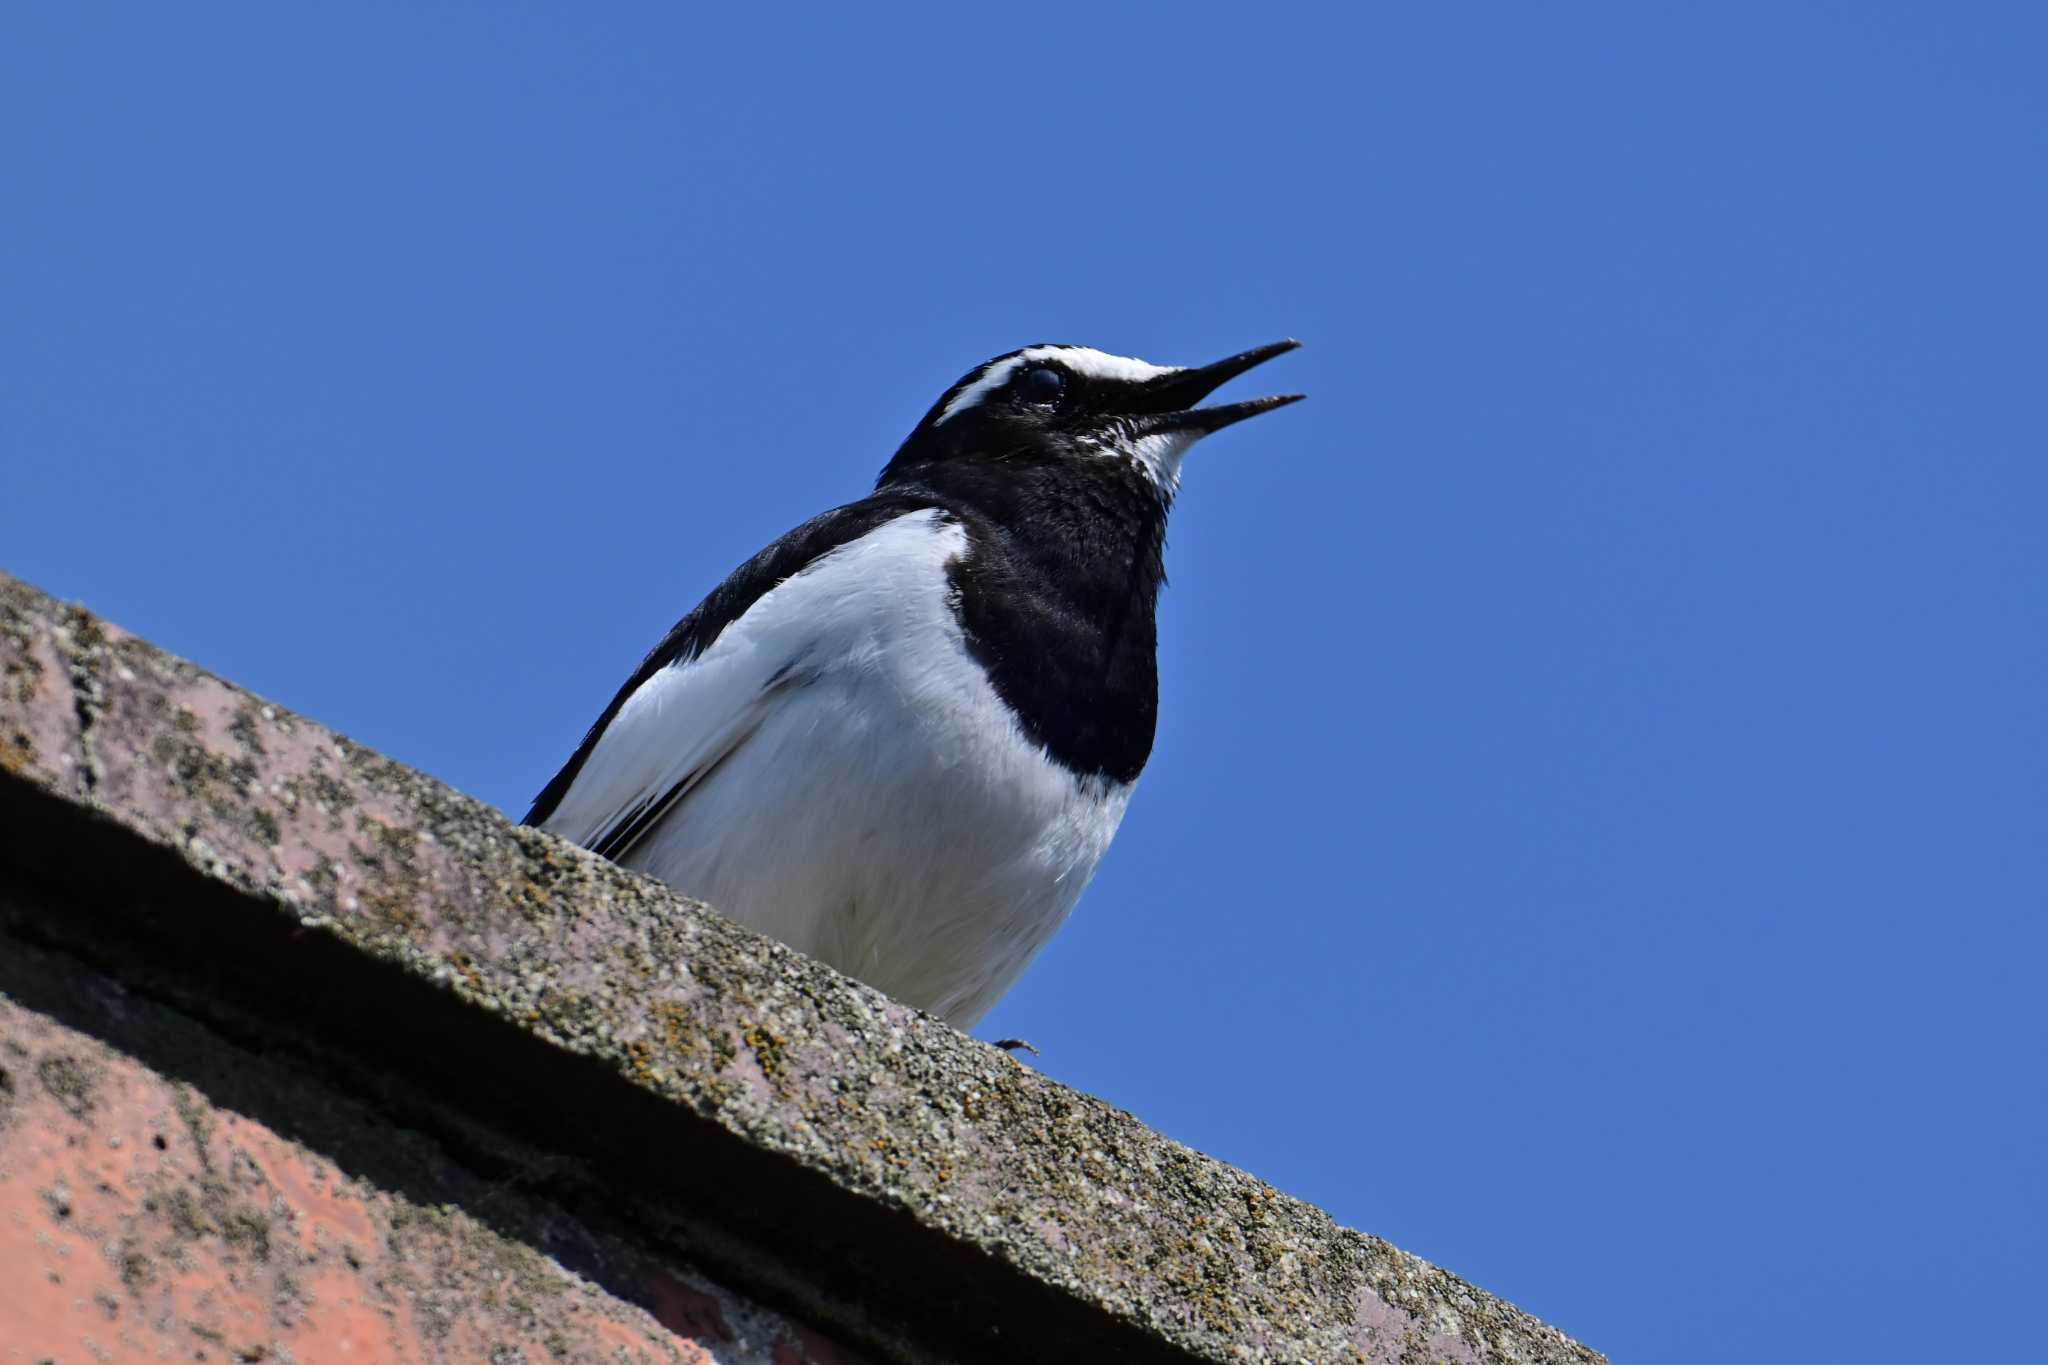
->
<box><xmin>0</xmin><ymin>569</ymin><xmax>1606</xmax><ymax>1364</ymax></box>
<box><xmin>0</xmin><ymin>932</ymin><xmax>862</xmax><ymax>1365</ymax></box>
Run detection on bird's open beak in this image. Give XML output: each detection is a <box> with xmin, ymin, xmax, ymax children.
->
<box><xmin>1126</xmin><ymin>340</ymin><xmax>1305</xmax><ymax>436</ymax></box>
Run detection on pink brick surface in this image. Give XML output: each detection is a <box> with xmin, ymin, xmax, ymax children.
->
<box><xmin>0</xmin><ymin>988</ymin><xmax>867</xmax><ymax>1365</ymax></box>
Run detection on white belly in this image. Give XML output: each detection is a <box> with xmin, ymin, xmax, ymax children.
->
<box><xmin>627</xmin><ymin>671</ymin><xmax>1127</xmax><ymax>1026</ymax></box>
<box><xmin>554</xmin><ymin>509</ymin><xmax>1132</xmax><ymax>1028</ymax></box>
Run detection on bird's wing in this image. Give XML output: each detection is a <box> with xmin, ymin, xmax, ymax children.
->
<box><xmin>524</xmin><ymin>493</ymin><xmax>944</xmax><ymax>855</ymax></box>
<box><xmin>536</xmin><ymin>643</ymin><xmax>794</xmax><ymax>863</ymax></box>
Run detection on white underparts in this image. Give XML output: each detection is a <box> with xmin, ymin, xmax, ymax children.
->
<box><xmin>536</xmin><ymin>509</ymin><xmax>1132</xmax><ymax>1028</ymax></box>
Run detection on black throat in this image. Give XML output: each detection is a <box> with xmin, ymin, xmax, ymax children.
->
<box><xmin>885</xmin><ymin>451</ymin><xmax>1171</xmax><ymax>786</ymax></box>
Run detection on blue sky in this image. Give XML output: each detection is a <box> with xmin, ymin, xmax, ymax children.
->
<box><xmin>4</xmin><ymin>5</ymin><xmax>2043</xmax><ymax>1360</ymax></box>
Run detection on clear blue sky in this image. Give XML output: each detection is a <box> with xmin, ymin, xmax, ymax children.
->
<box><xmin>5</xmin><ymin>5</ymin><xmax>2042</xmax><ymax>1360</ymax></box>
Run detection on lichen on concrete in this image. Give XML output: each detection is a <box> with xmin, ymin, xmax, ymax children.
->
<box><xmin>0</xmin><ymin>569</ymin><xmax>1605</xmax><ymax>1364</ymax></box>
<box><xmin>0</xmin><ymin>932</ymin><xmax>841</xmax><ymax>1364</ymax></box>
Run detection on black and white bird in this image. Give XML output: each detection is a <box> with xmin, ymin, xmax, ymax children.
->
<box><xmin>525</xmin><ymin>340</ymin><xmax>1302</xmax><ymax>1028</ymax></box>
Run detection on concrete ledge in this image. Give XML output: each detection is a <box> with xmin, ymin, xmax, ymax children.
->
<box><xmin>0</xmin><ymin>570</ymin><xmax>1604</xmax><ymax>1364</ymax></box>
<box><xmin>1</xmin><ymin>929</ymin><xmax>833</xmax><ymax>1363</ymax></box>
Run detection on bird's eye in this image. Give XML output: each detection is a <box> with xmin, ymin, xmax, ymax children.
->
<box><xmin>1017</xmin><ymin>366</ymin><xmax>1066</xmax><ymax>407</ymax></box>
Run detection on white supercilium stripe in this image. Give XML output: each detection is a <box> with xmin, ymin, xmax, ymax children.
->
<box><xmin>937</xmin><ymin>346</ymin><xmax>1180</xmax><ymax>425</ymax></box>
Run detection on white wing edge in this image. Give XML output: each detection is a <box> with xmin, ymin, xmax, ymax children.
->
<box><xmin>535</xmin><ymin>507</ymin><xmax>959</xmax><ymax>854</ymax></box>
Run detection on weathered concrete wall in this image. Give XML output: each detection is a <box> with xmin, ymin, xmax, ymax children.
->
<box><xmin>0</xmin><ymin>569</ymin><xmax>1605</xmax><ymax>1365</ymax></box>
<box><xmin>0</xmin><ymin>929</ymin><xmax>851</xmax><ymax>1364</ymax></box>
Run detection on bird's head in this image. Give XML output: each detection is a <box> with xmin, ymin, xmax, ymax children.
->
<box><xmin>879</xmin><ymin>341</ymin><xmax>1303</xmax><ymax>502</ymax></box>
